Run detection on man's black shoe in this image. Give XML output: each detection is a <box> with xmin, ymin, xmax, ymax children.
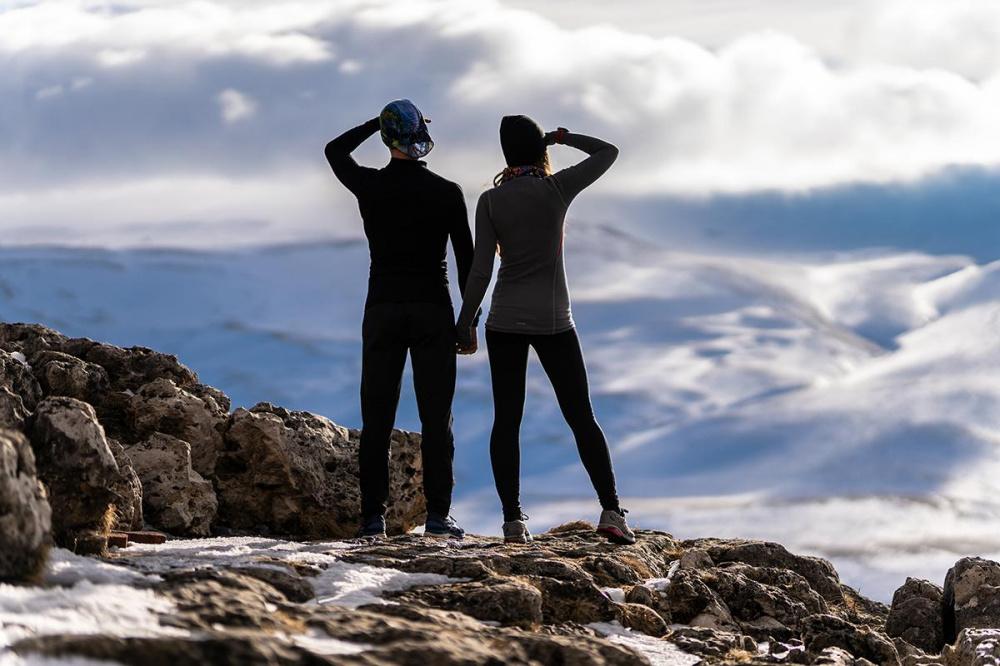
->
<box><xmin>424</xmin><ymin>513</ymin><xmax>465</xmax><ymax>539</ymax></box>
<box><xmin>357</xmin><ymin>514</ymin><xmax>387</xmax><ymax>539</ymax></box>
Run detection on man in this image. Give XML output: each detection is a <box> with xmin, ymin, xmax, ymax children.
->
<box><xmin>325</xmin><ymin>99</ymin><xmax>473</xmax><ymax>539</ymax></box>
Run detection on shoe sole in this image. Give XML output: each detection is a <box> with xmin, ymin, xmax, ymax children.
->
<box><xmin>424</xmin><ymin>530</ymin><xmax>464</xmax><ymax>540</ymax></box>
<box><xmin>504</xmin><ymin>536</ymin><xmax>531</xmax><ymax>544</ymax></box>
<box><xmin>597</xmin><ymin>525</ymin><xmax>636</xmax><ymax>545</ymax></box>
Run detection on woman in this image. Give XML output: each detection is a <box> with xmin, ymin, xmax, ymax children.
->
<box><xmin>456</xmin><ymin>115</ymin><xmax>635</xmax><ymax>545</ymax></box>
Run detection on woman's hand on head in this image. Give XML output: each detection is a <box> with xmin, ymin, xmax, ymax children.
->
<box><xmin>544</xmin><ymin>127</ymin><xmax>569</xmax><ymax>146</ymax></box>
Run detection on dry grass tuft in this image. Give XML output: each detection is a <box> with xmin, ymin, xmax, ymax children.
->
<box><xmin>545</xmin><ymin>520</ymin><xmax>595</xmax><ymax>534</ymax></box>
<box><xmin>724</xmin><ymin>648</ymin><xmax>756</xmax><ymax>662</ymax></box>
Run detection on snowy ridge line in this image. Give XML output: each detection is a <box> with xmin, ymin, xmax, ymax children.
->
<box><xmin>1</xmin><ymin>222</ymin><xmax>999</xmax><ymax>603</ymax></box>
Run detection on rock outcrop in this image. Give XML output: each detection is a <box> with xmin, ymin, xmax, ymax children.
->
<box><xmin>30</xmin><ymin>350</ymin><xmax>110</xmax><ymax>405</ymax></box>
<box><xmin>4</xmin><ymin>321</ymin><xmax>1000</xmax><ymax>665</ymax></box>
<box><xmin>887</xmin><ymin>577</ymin><xmax>944</xmax><ymax>653</ymax></box>
<box><xmin>127</xmin><ymin>378</ymin><xmax>228</xmax><ymax>477</ymax></box>
<box><xmin>9</xmin><ymin>524</ymin><xmax>1000</xmax><ymax>666</ymax></box>
<box><xmin>127</xmin><ymin>432</ymin><xmax>216</xmax><ymax>536</ymax></box>
<box><xmin>944</xmin><ymin>557</ymin><xmax>1000</xmax><ymax>643</ymax></box>
<box><xmin>942</xmin><ymin>628</ymin><xmax>1000</xmax><ymax>666</ymax></box>
<box><xmin>28</xmin><ymin>396</ymin><xmax>127</xmax><ymax>549</ymax></box>
<box><xmin>0</xmin><ymin>428</ymin><xmax>51</xmax><ymax>581</ymax></box>
<box><xmin>0</xmin><ymin>322</ymin><xmax>425</xmax><ymax>544</ymax></box>
<box><xmin>0</xmin><ymin>385</ymin><xmax>29</xmax><ymax>430</ymax></box>
<box><xmin>0</xmin><ymin>349</ymin><xmax>42</xmax><ymax>411</ymax></box>
<box><xmin>216</xmin><ymin>403</ymin><xmax>424</xmax><ymax>538</ymax></box>
<box><xmin>108</xmin><ymin>437</ymin><xmax>145</xmax><ymax>531</ymax></box>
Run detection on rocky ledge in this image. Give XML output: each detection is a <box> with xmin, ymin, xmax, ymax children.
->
<box><xmin>1</xmin><ymin>322</ymin><xmax>999</xmax><ymax>665</ymax></box>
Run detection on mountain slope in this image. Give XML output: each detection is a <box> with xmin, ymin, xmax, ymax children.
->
<box><xmin>1</xmin><ymin>225</ymin><xmax>998</xmax><ymax>599</ymax></box>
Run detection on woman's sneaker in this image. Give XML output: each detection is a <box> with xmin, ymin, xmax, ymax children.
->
<box><xmin>502</xmin><ymin>514</ymin><xmax>532</xmax><ymax>544</ymax></box>
<box><xmin>425</xmin><ymin>513</ymin><xmax>465</xmax><ymax>539</ymax></box>
<box><xmin>357</xmin><ymin>514</ymin><xmax>386</xmax><ymax>539</ymax></box>
<box><xmin>597</xmin><ymin>508</ymin><xmax>636</xmax><ymax>545</ymax></box>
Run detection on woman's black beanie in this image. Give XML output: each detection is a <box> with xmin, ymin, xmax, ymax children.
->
<box><xmin>500</xmin><ymin>115</ymin><xmax>546</xmax><ymax>167</ymax></box>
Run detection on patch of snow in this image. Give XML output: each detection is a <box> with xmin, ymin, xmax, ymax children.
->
<box><xmin>44</xmin><ymin>549</ymin><xmax>156</xmax><ymax>587</ymax></box>
<box><xmin>0</xmin><ymin>581</ymin><xmax>182</xmax><ymax>651</ymax></box>
<box><xmin>588</xmin><ymin>622</ymin><xmax>701</xmax><ymax>666</ymax></box>
<box><xmin>116</xmin><ymin>536</ymin><xmax>357</xmax><ymax>576</ymax></box>
<box><xmin>311</xmin><ymin>560</ymin><xmax>459</xmax><ymax>608</ymax></box>
<box><xmin>289</xmin><ymin>629</ymin><xmax>370</xmax><ymax>656</ymax></box>
<box><xmin>602</xmin><ymin>587</ymin><xmax>626</xmax><ymax>603</ymax></box>
<box><xmin>9</xmin><ymin>351</ymin><xmax>27</xmax><ymax>366</ymax></box>
<box><xmin>642</xmin><ymin>561</ymin><xmax>680</xmax><ymax>592</ymax></box>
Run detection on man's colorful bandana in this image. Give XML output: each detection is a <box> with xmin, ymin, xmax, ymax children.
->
<box><xmin>379</xmin><ymin>99</ymin><xmax>434</xmax><ymax>159</ymax></box>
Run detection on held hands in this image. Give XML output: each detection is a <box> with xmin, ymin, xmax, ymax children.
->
<box><xmin>544</xmin><ymin>127</ymin><xmax>569</xmax><ymax>146</ymax></box>
<box><xmin>456</xmin><ymin>326</ymin><xmax>478</xmax><ymax>355</ymax></box>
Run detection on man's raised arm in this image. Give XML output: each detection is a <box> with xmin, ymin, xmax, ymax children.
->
<box><xmin>324</xmin><ymin>117</ymin><xmax>380</xmax><ymax>194</ymax></box>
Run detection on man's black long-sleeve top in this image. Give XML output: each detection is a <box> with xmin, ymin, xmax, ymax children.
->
<box><xmin>325</xmin><ymin>118</ymin><xmax>474</xmax><ymax>308</ymax></box>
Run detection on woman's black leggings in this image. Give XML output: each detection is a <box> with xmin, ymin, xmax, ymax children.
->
<box><xmin>485</xmin><ymin>327</ymin><xmax>620</xmax><ymax>522</ymax></box>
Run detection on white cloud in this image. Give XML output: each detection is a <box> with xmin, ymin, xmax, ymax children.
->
<box><xmin>3</xmin><ymin>0</ymin><xmax>1000</xmax><ymax>246</ymax></box>
<box><xmin>34</xmin><ymin>83</ymin><xmax>62</xmax><ymax>99</ymax></box>
<box><xmin>852</xmin><ymin>0</ymin><xmax>1000</xmax><ymax>81</ymax></box>
<box><xmin>339</xmin><ymin>59</ymin><xmax>363</xmax><ymax>75</ymax></box>
<box><xmin>97</xmin><ymin>47</ymin><xmax>147</xmax><ymax>67</ymax></box>
<box><xmin>0</xmin><ymin>0</ymin><xmax>338</xmax><ymax>65</ymax></box>
<box><xmin>217</xmin><ymin>88</ymin><xmax>257</xmax><ymax>124</ymax></box>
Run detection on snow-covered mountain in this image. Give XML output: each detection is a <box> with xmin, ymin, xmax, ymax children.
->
<box><xmin>1</xmin><ymin>221</ymin><xmax>998</xmax><ymax>601</ymax></box>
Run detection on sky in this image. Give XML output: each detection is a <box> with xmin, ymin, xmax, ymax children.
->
<box><xmin>2</xmin><ymin>0</ymin><xmax>1000</xmax><ymax>247</ymax></box>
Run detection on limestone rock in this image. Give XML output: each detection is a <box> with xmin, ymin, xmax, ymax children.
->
<box><xmin>0</xmin><ymin>386</ymin><xmax>29</xmax><ymax>431</ymax></box>
<box><xmin>624</xmin><ymin>583</ymin><xmax>657</xmax><ymax>607</ymax></box>
<box><xmin>697</xmin><ymin>539</ymin><xmax>845</xmax><ymax>605</ymax></box>
<box><xmin>617</xmin><ymin>602</ymin><xmax>667</xmax><ymax>636</ymax></box>
<box><xmin>230</xmin><ymin>566</ymin><xmax>314</xmax><ymax>603</ymax></box>
<box><xmin>944</xmin><ymin>557</ymin><xmax>1000</xmax><ymax>642</ymax></box>
<box><xmin>214</xmin><ymin>403</ymin><xmax>423</xmax><ymax>538</ymax></box>
<box><xmin>59</xmin><ymin>338</ymin><xmax>198</xmax><ymax>392</ymax></box>
<box><xmin>108</xmin><ymin>438</ymin><xmax>144</xmax><ymax>531</ymax></box>
<box><xmin>813</xmin><ymin>646</ymin><xmax>878</xmax><ymax>665</ymax></box>
<box><xmin>943</xmin><ymin>628</ymin><xmax>1000</xmax><ymax>666</ymax></box>
<box><xmin>0</xmin><ymin>428</ymin><xmax>51</xmax><ymax>581</ymax></box>
<box><xmin>530</xmin><ymin>576</ymin><xmax>619</xmax><ymax>624</ymax></box>
<box><xmin>29</xmin><ymin>396</ymin><xmax>125</xmax><ymax>547</ymax></box>
<box><xmin>30</xmin><ymin>350</ymin><xmax>110</xmax><ymax>404</ymax></box>
<box><xmin>128</xmin><ymin>432</ymin><xmax>217</xmax><ymax>536</ymax></box>
<box><xmin>704</xmin><ymin>565</ymin><xmax>813</xmax><ymax>639</ymax></box>
<box><xmin>395</xmin><ymin>578</ymin><xmax>544</xmax><ymax>629</ymax></box>
<box><xmin>0</xmin><ymin>323</ymin><xmax>68</xmax><ymax>358</ymax></box>
<box><xmin>0</xmin><ymin>349</ymin><xmax>42</xmax><ymax>411</ymax></box>
<box><xmin>666</xmin><ymin>626</ymin><xmax>757</xmax><ymax>659</ymax></box>
<box><xmin>663</xmin><ymin>568</ymin><xmax>736</xmax><ymax>629</ymax></box>
<box><xmin>802</xmin><ymin>614</ymin><xmax>900</xmax><ymax>665</ymax></box>
<box><xmin>679</xmin><ymin>547</ymin><xmax>713</xmax><ymax>570</ymax></box>
<box><xmin>887</xmin><ymin>577</ymin><xmax>944</xmax><ymax>653</ymax></box>
<box><xmin>128</xmin><ymin>378</ymin><xmax>228</xmax><ymax>477</ymax></box>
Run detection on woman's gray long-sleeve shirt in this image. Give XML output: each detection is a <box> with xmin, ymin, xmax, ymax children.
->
<box><xmin>456</xmin><ymin>133</ymin><xmax>618</xmax><ymax>341</ymax></box>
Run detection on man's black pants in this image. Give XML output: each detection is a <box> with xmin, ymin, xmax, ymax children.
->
<box><xmin>359</xmin><ymin>301</ymin><xmax>456</xmax><ymax>520</ymax></box>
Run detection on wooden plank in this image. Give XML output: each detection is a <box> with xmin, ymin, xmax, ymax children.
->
<box><xmin>124</xmin><ymin>531</ymin><xmax>168</xmax><ymax>544</ymax></box>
